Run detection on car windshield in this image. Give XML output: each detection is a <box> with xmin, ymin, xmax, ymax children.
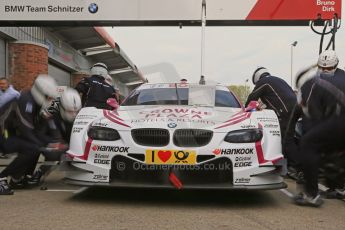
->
<box><xmin>122</xmin><ymin>87</ymin><xmax>241</xmax><ymax>108</ymax></box>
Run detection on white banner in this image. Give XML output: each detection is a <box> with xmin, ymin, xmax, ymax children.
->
<box><xmin>0</xmin><ymin>0</ymin><xmax>341</xmax><ymax>22</ymax></box>
<box><xmin>0</xmin><ymin>0</ymin><xmax>202</xmax><ymax>21</ymax></box>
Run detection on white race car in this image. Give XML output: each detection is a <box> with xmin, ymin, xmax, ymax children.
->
<box><xmin>63</xmin><ymin>83</ymin><xmax>286</xmax><ymax>190</ymax></box>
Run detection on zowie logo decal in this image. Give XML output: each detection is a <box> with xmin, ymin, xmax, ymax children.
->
<box><xmin>91</xmin><ymin>145</ymin><xmax>129</xmax><ymax>153</ymax></box>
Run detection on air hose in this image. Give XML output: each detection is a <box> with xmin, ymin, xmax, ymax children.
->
<box><xmin>310</xmin><ymin>14</ymin><xmax>341</xmax><ymax>54</ymax></box>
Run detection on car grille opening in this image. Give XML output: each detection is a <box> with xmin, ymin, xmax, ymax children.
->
<box><xmin>110</xmin><ymin>156</ymin><xmax>233</xmax><ymax>185</ymax></box>
<box><xmin>131</xmin><ymin>128</ymin><xmax>170</xmax><ymax>147</ymax></box>
<box><xmin>173</xmin><ymin>129</ymin><xmax>213</xmax><ymax>147</ymax></box>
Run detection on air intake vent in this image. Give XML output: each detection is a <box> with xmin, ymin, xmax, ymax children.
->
<box><xmin>131</xmin><ymin>128</ymin><xmax>169</xmax><ymax>147</ymax></box>
<box><xmin>173</xmin><ymin>129</ymin><xmax>213</xmax><ymax>147</ymax></box>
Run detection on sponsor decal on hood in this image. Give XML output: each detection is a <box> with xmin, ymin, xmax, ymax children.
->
<box><xmin>118</xmin><ymin>106</ymin><xmax>244</xmax><ymax>128</ymax></box>
<box><xmin>139</xmin><ymin>108</ymin><xmax>212</xmax><ymax>119</ymax></box>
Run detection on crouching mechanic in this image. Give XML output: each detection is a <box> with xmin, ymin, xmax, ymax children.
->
<box><xmin>30</xmin><ymin>88</ymin><xmax>82</xmax><ymax>184</ymax></box>
<box><xmin>294</xmin><ymin>50</ymin><xmax>345</xmax><ymax>207</ymax></box>
<box><xmin>0</xmin><ymin>75</ymin><xmax>61</xmax><ymax>195</ymax></box>
<box><xmin>245</xmin><ymin>67</ymin><xmax>300</xmax><ymax>169</ymax></box>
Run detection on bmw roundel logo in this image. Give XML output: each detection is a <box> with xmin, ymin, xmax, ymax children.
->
<box><xmin>168</xmin><ymin>123</ymin><xmax>177</xmax><ymax>128</ymax></box>
<box><xmin>88</xmin><ymin>3</ymin><xmax>98</xmax><ymax>14</ymax></box>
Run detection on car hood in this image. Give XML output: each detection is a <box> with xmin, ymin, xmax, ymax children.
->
<box><xmin>107</xmin><ymin>105</ymin><xmax>245</xmax><ymax>130</ymax></box>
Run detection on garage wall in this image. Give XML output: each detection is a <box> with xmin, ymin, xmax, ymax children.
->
<box><xmin>0</xmin><ymin>38</ymin><xmax>5</xmax><ymax>76</ymax></box>
<box><xmin>9</xmin><ymin>42</ymin><xmax>48</xmax><ymax>91</ymax></box>
<box><xmin>48</xmin><ymin>63</ymin><xmax>71</xmax><ymax>86</ymax></box>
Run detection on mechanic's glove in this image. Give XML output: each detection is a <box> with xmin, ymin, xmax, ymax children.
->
<box><xmin>245</xmin><ymin>101</ymin><xmax>261</xmax><ymax>112</ymax></box>
<box><xmin>43</xmin><ymin>142</ymin><xmax>68</xmax><ymax>152</ymax></box>
<box><xmin>257</xmin><ymin>101</ymin><xmax>267</xmax><ymax>110</ymax></box>
<box><xmin>39</xmin><ymin>143</ymin><xmax>68</xmax><ymax>161</ymax></box>
<box><xmin>40</xmin><ymin>108</ymin><xmax>53</xmax><ymax>119</ymax></box>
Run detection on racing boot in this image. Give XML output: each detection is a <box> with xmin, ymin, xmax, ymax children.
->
<box><xmin>320</xmin><ymin>189</ymin><xmax>337</xmax><ymax>199</ymax></box>
<box><xmin>9</xmin><ymin>176</ymin><xmax>28</xmax><ymax>189</ymax></box>
<box><xmin>320</xmin><ymin>188</ymin><xmax>345</xmax><ymax>199</ymax></box>
<box><xmin>0</xmin><ymin>177</ymin><xmax>14</xmax><ymax>195</ymax></box>
<box><xmin>293</xmin><ymin>193</ymin><xmax>324</xmax><ymax>207</ymax></box>
<box><xmin>26</xmin><ymin>169</ymin><xmax>43</xmax><ymax>186</ymax></box>
<box><xmin>335</xmin><ymin>188</ymin><xmax>345</xmax><ymax>199</ymax></box>
<box><xmin>0</xmin><ymin>152</ymin><xmax>9</xmax><ymax>159</ymax></box>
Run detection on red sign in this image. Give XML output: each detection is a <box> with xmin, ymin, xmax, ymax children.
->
<box><xmin>246</xmin><ymin>0</ymin><xmax>341</xmax><ymax>20</ymax></box>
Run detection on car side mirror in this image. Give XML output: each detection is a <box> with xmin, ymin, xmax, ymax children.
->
<box><xmin>107</xmin><ymin>98</ymin><xmax>119</xmax><ymax>110</ymax></box>
<box><xmin>245</xmin><ymin>100</ymin><xmax>260</xmax><ymax>112</ymax></box>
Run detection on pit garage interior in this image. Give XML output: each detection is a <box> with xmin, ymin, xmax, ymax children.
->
<box><xmin>0</xmin><ymin>26</ymin><xmax>145</xmax><ymax>97</ymax></box>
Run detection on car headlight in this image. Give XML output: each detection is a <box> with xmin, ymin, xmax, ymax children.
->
<box><xmin>87</xmin><ymin>126</ymin><xmax>121</xmax><ymax>141</ymax></box>
<box><xmin>224</xmin><ymin>129</ymin><xmax>263</xmax><ymax>143</ymax></box>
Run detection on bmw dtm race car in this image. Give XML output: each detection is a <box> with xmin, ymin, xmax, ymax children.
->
<box><xmin>63</xmin><ymin>83</ymin><xmax>286</xmax><ymax>190</ymax></box>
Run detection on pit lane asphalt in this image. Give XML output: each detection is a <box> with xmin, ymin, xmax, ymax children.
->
<box><xmin>1</xmin><ymin>165</ymin><xmax>344</xmax><ymax>230</ymax></box>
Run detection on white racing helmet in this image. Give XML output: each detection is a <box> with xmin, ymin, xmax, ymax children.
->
<box><xmin>59</xmin><ymin>88</ymin><xmax>82</xmax><ymax>122</ymax></box>
<box><xmin>31</xmin><ymin>74</ymin><xmax>58</xmax><ymax>106</ymax></box>
<box><xmin>252</xmin><ymin>67</ymin><xmax>269</xmax><ymax>84</ymax></box>
<box><xmin>317</xmin><ymin>50</ymin><xmax>339</xmax><ymax>70</ymax></box>
<box><xmin>91</xmin><ymin>62</ymin><xmax>108</xmax><ymax>78</ymax></box>
<box><xmin>295</xmin><ymin>64</ymin><xmax>318</xmax><ymax>89</ymax></box>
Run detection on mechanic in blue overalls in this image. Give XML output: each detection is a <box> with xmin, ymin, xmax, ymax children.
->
<box><xmin>29</xmin><ymin>88</ymin><xmax>82</xmax><ymax>184</ymax></box>
<box><xmin>0</xmin><ymin>75</ymin><xmax>59</xmax><ymax>195</ymax></box>
<box><xmin>75</xmin><ymin>63</ymin><xmax>117</xmax><ymax>110</ymax></box>
<box><xmin>294</xmin><ymin>50</ymin><xmax>345</xmax><ymax>207</ymax></box>
<box><xmin>245</xmin><ymin>67</ymin><xmax>300</xmax><ymax>173</ymax></box>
